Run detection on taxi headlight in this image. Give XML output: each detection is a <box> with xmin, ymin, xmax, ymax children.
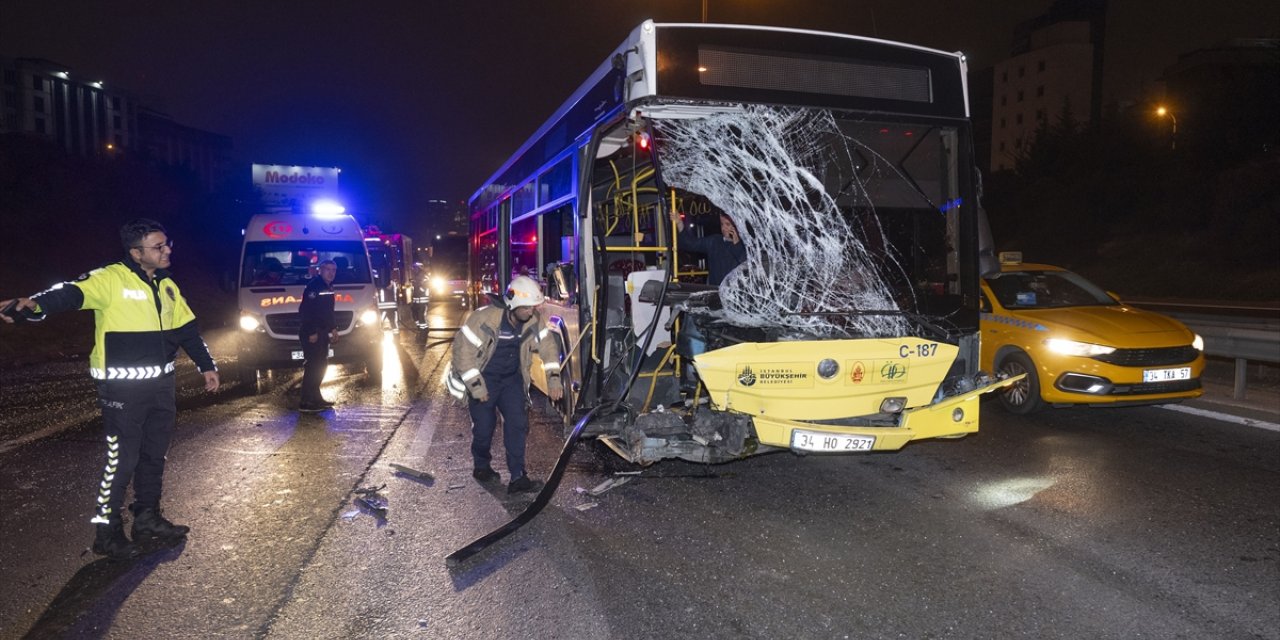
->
<box><xmin>1045</xmin><ymin>338</ymin><xmax>1115</xmax><ymax>357</ymax></box>
<box><xmin>358</xmin><ymin>308</ymin><xmax>380</xmax><ymax>326</ymax></box>
<box><xmin>1192</xmin><ymin>334</ymin><xmax>1204</xmax><ymax>351</ymax></box>
<box><xmin>239</xmin><ymin>314</ymin><xmax>261</xmax><ymax>332</ymax></box>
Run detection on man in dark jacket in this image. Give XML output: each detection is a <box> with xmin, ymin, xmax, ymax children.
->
<box><xmin>297</xmin><ymin>259</ymin><xmax>338</xmax><ymax>412</ymax></box>
<box><xmin>670</xmin><ymin>208</ymin><xmax>747</xmax><ymax>286</ymax></box>
<box><xmin>0</xmin><ymin>219</ymin><xmax>220</xmax><ymax>559</ymax></box>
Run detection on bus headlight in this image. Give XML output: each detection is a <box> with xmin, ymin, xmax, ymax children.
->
<box><xmin>817</xmin><ymin>358</ymin><xmax>839</xmax><ymax>379</ymax></box>
<box><xmin>358</xmin><ymin>308</ymin><xmax>380</xmax><ymax>327</ymax></box>
<box><xmin>1044</xmin><ymin>338</ymin><xmax>1115</xmax><ymax>357</ymax></box>
<box><xmin>880</xmin><ymin>397</ymin><xmax>907</xmax><ymax>413</ymax></box>
<box><xmin>239</xmin><ymin>314</ymin><xmax>261</xmax><ymax>332</ymax></box>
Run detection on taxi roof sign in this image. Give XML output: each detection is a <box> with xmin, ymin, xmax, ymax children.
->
<box><xmin>999</xmin><ymin>251</ymin><xmax>1023</xmax><ymax>265</ymax></box>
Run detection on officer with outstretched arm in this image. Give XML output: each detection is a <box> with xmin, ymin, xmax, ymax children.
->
<box><xmin>0</xmin><ymin>219</ymin><xmax>219</xmax><ymax>559</ymax></box>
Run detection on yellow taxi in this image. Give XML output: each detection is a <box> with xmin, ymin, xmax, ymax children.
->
<box><xmin>980</xmin><ymin>253</ymin><xmax>1205</xmax><ymax>413</ymax></box>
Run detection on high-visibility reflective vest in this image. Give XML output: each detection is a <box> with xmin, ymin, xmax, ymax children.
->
<box><xmin>30</xmin><ymin>261</ymin><xmax>216</xmax><ymax>380</ymax></box>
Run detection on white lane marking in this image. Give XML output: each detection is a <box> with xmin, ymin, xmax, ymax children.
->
<box><xmin>1161</xmin><ymin>404</ymin><xmax>1280</xmax><ymax>432</ymax></box>
<box><xmin>406</xmin><ymin>397</ymin><xmax>441</xmax><ymax>460</ymax></box>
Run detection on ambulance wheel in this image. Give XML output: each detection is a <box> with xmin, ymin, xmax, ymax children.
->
<box><xmin>996</xmin><ymin>352</ymin><xmax>1043</xmax><ymax>414</ymax></box>
<box><xmin>237</xmin><ymin>363</ymin><xmax>263</xmax><ymax>394</ymax></box>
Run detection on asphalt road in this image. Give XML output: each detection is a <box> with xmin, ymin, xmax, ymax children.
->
<box><xmin>1</xmin><ymin>300</ymin><xmax>1277</xmax><ymax>639</ymax></box>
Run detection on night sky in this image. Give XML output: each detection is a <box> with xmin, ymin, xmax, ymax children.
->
<box><xmin>2</xmin><ymin>0</ymin><xmax>1275</xmax><ymax>233</ymax></box>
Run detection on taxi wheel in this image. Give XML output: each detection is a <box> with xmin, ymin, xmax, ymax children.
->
<box><xmin>997</xmin><ymin>352</ymin><xmax>1044</xmax><ymax>414</ymax></box>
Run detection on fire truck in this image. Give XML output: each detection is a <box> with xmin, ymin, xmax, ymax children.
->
<box><xmin>363</xmin><ymin>227</ymin><xmax>425</xmax><ymax>331</ymax></box>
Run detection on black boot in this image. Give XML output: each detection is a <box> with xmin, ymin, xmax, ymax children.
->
<box><xmin>92</xmin><ymin>521</ymin><xmax>140</xmax><ymax>559</ymax></box>
<box><xmin>131</xmin><ymin>507</ymin><xmax>190</xmax><ymax>540</ymax></box>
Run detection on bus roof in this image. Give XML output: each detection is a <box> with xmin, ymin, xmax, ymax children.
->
<box><xmin>470</xmin><ymin>20</ymin><xmax>970</xmax><ymax>208</ymax></box>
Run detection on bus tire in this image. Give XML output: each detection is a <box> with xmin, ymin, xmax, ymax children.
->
<box><xmin>996</xmin><ymin>352</ymin><xmax>1043</xmax><ymax>414</ymax></box>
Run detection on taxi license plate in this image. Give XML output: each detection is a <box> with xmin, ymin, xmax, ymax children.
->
<box><xmin>291</xmin><ymin>349</ymin><xmax>335</xmax><ymax>360</ymax></box>
<box><xmin>1143</xmin><ymin>367</ymin><xmax>1191</xmax><ymax>382</ymax></box>
<box><xmin>791</xmin><ymin>429</ymin><xmax>875</xmax><ymax>453</ymax></box>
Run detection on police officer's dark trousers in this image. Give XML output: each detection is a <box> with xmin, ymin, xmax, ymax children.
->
<box><xmin>300</xmin><ymin>333</ymin><xmax>330</xmax><ymax>405</ymax></box>
<box><xmin>91</xmin><ymin>377</ymin><xmax>177</xmax><ymax>523</ymax></box>
<box><xmin>467</xmin><ymin>373</ymin><xmax>530</xmax><ymax>479</ymax></box>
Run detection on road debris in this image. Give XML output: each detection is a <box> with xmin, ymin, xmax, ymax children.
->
<box><xmin>574</xmin><ymin>502</ymin><xmax>599</xmax><ymax>511</ymax></box>
<box><xmin>390</xmin><ymin>463</ymin><xmax>434</xmax><ymax>481</ymax></box>
<box><xmin>588</xmin><ymin>476</ymin><xmax>632</xmax><ymax>496</ymax></box>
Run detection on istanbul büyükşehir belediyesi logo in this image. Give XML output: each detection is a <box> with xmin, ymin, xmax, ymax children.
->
<box><xmin>738</xmin><ymin>365</ymin><xmax>757</xmax><ymax>387</ymax></box>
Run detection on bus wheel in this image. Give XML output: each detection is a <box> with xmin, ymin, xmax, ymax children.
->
<box><xmin>997</xmin><ymin>352</ymin><xmax>1043</xmax><ymax>414</ymax></box>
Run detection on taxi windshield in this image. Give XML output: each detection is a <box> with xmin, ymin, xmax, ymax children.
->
<box><xmin>987</xmin><ymin>270</ymin><xmax>1116</xmax><ymax>309</ymax></box>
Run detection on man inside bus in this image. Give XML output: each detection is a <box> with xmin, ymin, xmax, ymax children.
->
<box><xmin>668</xmin><ymin>208</ymin><xmax>746</xmax><ymax>286</ymax></box>
<box><xmin>449</xmin><ymin>276</ymin><xmax>564</xmax><ymax>495</ymax></box>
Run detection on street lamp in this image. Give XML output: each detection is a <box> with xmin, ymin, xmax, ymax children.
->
<box><xmin>1156</xmin><ymin>106</ymin><xmax>1177</xmax><ymax>150</ymax></box>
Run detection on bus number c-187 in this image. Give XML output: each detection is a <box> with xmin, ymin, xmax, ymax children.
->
<box><xmin>900</xmin><ymin>343</ymin><xmax>939</xmax><ymax>358</ymax></box>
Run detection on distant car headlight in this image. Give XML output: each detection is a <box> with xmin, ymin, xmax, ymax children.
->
<box><xmin>359</xmin><ymin>308</ymin><xmax>380</xmax><ymax>326</ymax></box>
<box><xmin>1044</xmin><ymin>338</ymin><xmax>1116</xmax><ymax>357</ymax></box>
<box><xmin>1192</xmin><ymin>333</ymin><xmax>1204</xmax><ymax>351</ymax></box>
<box><xmin>239</xmin><ymin>314</ymin><xmax>261</xmax><ymax>332</ymax></box>
<box><xmin>431</xmin><ymin>276</ymin><xmax>447</xmax><ymax>294</ymax></box>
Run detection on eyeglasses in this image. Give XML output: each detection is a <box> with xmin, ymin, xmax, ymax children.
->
<box><xmin>133</xmin><ymin>240</ymin><xmax>174</xmax><ymax>252</ymax></box>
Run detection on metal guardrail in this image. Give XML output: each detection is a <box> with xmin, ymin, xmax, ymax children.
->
<box><xmin>1128</xmin><ymin>302</ymin><xmax>1280</xmax><ymax>400</ymax></box>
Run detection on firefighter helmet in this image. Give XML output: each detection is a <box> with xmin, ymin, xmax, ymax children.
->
<box><xmin>504</xmin><ymin>275</ymin><xmax>545</xmax><ymax>308</ymax></box>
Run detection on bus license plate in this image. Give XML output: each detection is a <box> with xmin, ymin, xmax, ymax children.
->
<box><xmin>791</xmin><ymin>430</ymin><xmax>875</xmax><ymax>453</ymax></box>
<box><xmin>1143</xmin><ymin>367</ymin><xmax>1191</xmax><ymax>383</ymax></box>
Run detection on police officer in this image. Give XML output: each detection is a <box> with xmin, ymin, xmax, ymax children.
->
<box><xmin>0</xmin><ymin>219</ymin><xmax>220</xmax><ymax>559</ymax></box>
<box><xmin>298</xmin><ymin>259</ymin><xmax>338</xmax><ymax>412</ymax></box>
<box><xmin>447</xmin><ymin>276</ymin><xmax>564</xmax><ymax>494</ymax></box>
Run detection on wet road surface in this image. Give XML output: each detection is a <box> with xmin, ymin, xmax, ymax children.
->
<box><xmin>1</xmin><ymin>300</ymin><xmax>1277</xmax><ymax>639</ymax></box>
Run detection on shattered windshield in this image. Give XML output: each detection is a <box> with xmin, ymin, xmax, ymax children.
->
<box><xmin>655</xmin><ymin>106</ymin><xmax>967</xmax><ymax>338</ymax></box>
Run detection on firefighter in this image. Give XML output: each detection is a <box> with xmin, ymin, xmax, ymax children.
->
<box><xmin>0</xmin><ymin>219</ymin><xmax>220</xmax><ymax>559</ymax></box>
<box><xmin>446</xmin><ymin>276</ymin><xmax>563</xmax><ymax>494</ymax></box>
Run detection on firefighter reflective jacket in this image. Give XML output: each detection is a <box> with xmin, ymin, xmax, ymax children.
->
<box><xmin>446</xmin><ymin>305</ymin><xmax>562</xmax><ymax>401</ymax></box>
<box><xmin>29</xmin><ymin>261</ymin><xmax>217</xmax><ymax>380</ymax></box>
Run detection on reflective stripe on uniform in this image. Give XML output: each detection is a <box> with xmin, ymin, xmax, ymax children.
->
<box><xmin>541</xmin><ymin>361</ymin><xmax>561</xmax><ymax>372</ymax></box>
<box><xmin>90</xmin><ymin>362</ymin><xmax>176</xmax><ymax>380</ymax></box>
<box><xmin>539</xmin><ymin>328</ymin><xmax>551</xmax><ymax>339</ymax></box>
<box><xmin>460</xmin><ymin>368</ymin><xmax>482</xmax><ymax>381</ymax></box>
<box><xmin>460</xmin><ymin>325</ymin><xmax>483</xmax><ymax>347</ymax></box>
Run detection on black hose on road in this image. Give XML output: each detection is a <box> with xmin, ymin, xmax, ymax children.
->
<box><xmin>445</xmin><ymin>407</ymin><xmax>600</xmax><ymax>565</ymax></box>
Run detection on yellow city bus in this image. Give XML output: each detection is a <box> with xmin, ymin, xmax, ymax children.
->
<box><xmin>466</xmin><ymin>20</ymin><xmax>1017</xmax><ymax>465</ymax></box>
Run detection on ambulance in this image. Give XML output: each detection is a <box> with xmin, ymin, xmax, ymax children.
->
<box><xmin>235</xmin><ymin>209</ymin><xmax>383</xmax><ymax>383</ymax></box>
